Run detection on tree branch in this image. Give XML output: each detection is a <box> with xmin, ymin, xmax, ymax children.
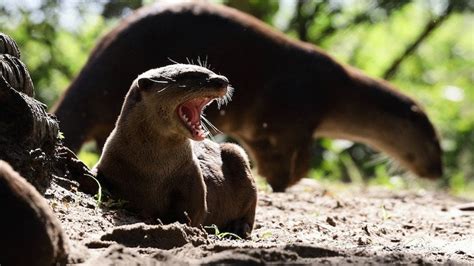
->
<box><xmin>314</xmin><ymin>12</ymin><xmax>368</xmax><ymax>44</ymax></box>
<box><xmin>383</xmin><ymin>3</ymin><xmax>454</xmax><ymax>80</ymax></box>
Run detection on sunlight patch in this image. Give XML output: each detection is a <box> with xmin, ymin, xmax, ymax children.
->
<box><xmin>442</xmin><ymin>86</ymin><xmax>464</xmax><ymax>102</ymax></box>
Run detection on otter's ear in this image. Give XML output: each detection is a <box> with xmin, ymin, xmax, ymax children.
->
<box><xmin>137</xmin><ymin>77</ymin><xmax>169</xmax><ymax>91</ymax></box>
<box><xmin>137</xmin><ymin>77</ymin><xmax>155</xmax><ymax>90</ymax></box>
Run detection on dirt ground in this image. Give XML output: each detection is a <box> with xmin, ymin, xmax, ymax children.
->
<box><xmin>47</xmin><ymin>177</ymin><xmax>473</xmax><ymax>265</ymax></box>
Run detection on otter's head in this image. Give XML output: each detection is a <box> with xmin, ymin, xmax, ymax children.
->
<box><xmin>313</xmin><ymin>69</ymin><xmax>443</xmax><ymax>182</ymax></box>
<box><xmin>124</xmin><ymin>64</ymin><xmax>231</xmax><ymax>141</ymax></box>
<box><xmin>374</xmin><ymin>102</ymin><xmax>443</xmax><ymax>179</ymax></box>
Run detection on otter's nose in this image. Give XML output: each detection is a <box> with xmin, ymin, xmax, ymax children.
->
<box><xmin>208</xmin><ymin>75</ymin><xmax>229</xmax><ymax>88</ymax></box>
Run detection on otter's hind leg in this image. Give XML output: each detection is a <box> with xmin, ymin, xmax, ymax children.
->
<box><xmin>220</xmin><ymin>143</ymin><xmax>257</xmax><ymax>239</ymax></box>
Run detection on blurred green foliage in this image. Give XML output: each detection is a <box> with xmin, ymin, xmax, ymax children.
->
<box><xmin>303</xmin><ymin>1</ymin><xmax>474</xmax><ymax>197</ymax></box>
<box><xmin>0</xmin><ymin>0</ymin><xmax>472</xmax><ymax>196</ymax></box>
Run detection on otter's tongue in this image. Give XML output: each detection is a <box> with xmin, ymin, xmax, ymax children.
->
<box><xmin>177</xmin><ymin>97</ymin><xmax>211</xmax><ymax>141</ymax></box>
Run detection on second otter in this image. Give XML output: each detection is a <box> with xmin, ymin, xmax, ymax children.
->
<box><xmin>95</xmin><ymin>64</ymin><xmax>257</xmax><ymax>238</ymax></box>
<box><xmin>53</xmin><ymin>2</ymin><xmax>443</xmax><ymax>192</ymax></box>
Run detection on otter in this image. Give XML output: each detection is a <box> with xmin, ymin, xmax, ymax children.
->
<box><xmin>53</xmin><ymin>1</ymin><xmax>443</xmax><ymax>192</ymax></box>
<box><xmin>94</xmin><ymin>64</ymin><xmax>257</xmax><ymax>238</ymax></box>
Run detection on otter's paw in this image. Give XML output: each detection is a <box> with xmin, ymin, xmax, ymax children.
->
<box><xmin>223</xmin><ymin>219</ymin><xmax>252</xmax><ymax>239</ymax></box>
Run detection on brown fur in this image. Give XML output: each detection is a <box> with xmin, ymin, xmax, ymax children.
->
<box><xmin>0</xmin><ymin>160</ymin><xmax>69</xmax><ymax>266</ymax></box>
<box><xmin>53</xmin><ymin>1</ymin><xmax>442</xmax><ymax>192</ymax></box>
<box><xmin>95</xmin><ymin>64</ymin><xmax>256</xmax><ymax>238</ymax></box>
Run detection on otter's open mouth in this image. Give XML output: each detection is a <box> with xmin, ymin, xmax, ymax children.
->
<box><xmin>177</xmin><ymin>97</ymin><xmax>214</xmax><ymax>141</ymax></box>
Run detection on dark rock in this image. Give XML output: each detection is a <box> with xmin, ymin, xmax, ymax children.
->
<box><xmin>0</xmin><ymin>161</ymin><xmax>69</xmax><ymax>266</ymax></box>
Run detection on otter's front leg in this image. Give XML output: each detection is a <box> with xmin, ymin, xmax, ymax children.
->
<box><xmin>186</xmin><ymin>173</ymin><xmax>207</xmax><ymax>227</ymax></box>
<box><xmin>241</xmin><ymin>135</ymin><xmax>312</xmax><ymax>192</ymax></box>
<box><xmin>167</xmin><ymin>170</ymin><xmax>207</xmax><ymax>227</ymax></box>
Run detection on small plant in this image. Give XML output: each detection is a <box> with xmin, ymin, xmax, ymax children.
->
<box><xmin>83</xmin><ymin>173</ymin><xmax>103</xmax><ymax>207</ymax></box>
<box><xmin>259</xmin><ymin>231</ymin><xmax>273</xmax><ymax>240</ymax></box>
<box><xmin>57</xmin><ymin>131</ymin><xmax>65</xmax><ymax>140</ymax></box>
<box><xmin>380</xmin><ymin>205</ymin><xmax>391</xmax><ymax>221</ymax></box>
<box><xmin>204</xmin><ymin>224</ymin><xmax>242</xmax><ymax>240</ymax></box>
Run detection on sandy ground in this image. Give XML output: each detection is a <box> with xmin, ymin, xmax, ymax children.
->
<box><xmin>47</xmin><ymin>178</ymin><xmax>474</xmax><ymax>265</ymax></box>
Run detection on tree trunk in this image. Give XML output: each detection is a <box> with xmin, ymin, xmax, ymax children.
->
<box><xmin>0</xmin><ymin>33</ymin><xmax>98</xmax><ymax>194</ymax></box>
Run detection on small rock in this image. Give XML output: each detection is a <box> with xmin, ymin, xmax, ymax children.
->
<box><xmin>362</xmin><ymin>225</ymin><xmax>370</xmax><ymax>236</ymax></box>
<box><xmin>334</xmin><ymin>201</ymin><xmax>343</xmax><ymax>209</ymax></box>
<box><xmin>358</xmin><ymin>237</ymin><xmax>371</xmax><ymax>246</ymax></box>
<box><xmin>326</xmin><ymin>217</ymin><xmax>336</xmax><ymax>227</ymax></box>
<box><xmin>61</xmin><ymin>195</ymin><xmax>74</xmax><ymax>203</ymax></box>
<box><xmin>402</xmin><ymin>224</ymin><xmax>415</xmax><ymax>229</ymax></box>
<box><xmin>456</xmin><ymin>203</ymin><xmax>474</xmax><ymax>211</ymax></box>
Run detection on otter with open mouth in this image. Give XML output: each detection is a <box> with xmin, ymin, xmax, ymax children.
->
<box><xmin>94</xmin><ymin>64</ymin><xmax>256</xmax><ymax>238</ymax></box>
